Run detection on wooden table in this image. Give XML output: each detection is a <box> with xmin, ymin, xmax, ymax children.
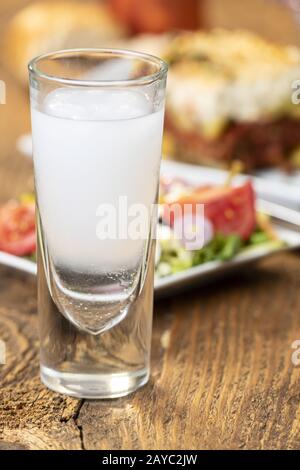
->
<box><xmin>1</xmin><ymin>0</ymin><xmax>300</xmax><ymax>451</ymax></box>
<box><xmin>1</xmin><ymin>254</ymin><xmax>300</xmax><ymax>450</ymax></box>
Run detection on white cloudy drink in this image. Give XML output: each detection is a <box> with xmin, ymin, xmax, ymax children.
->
<box><xmin>32</xmin><ymin>88</ymin><xmax>164</xmax><ymax>271</ymax></box>
<box><xmin>29</xmin><ymin>49</ymin><xmax>167</xmax><ymax>398</ymax></box>
<box><xmin>31</xmin><ymin>88</ymin><xmax>164</xmax><ymax>336</ymax></box>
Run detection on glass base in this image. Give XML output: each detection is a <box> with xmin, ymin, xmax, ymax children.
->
<box><xmin>40</xmin><ymin>365</ymin><xmax>149</xmax><ymax>399</ymax></box>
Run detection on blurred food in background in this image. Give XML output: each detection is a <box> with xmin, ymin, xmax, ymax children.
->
<box><xmin>130</xmin><ymin>29</ymin><xmax>300</xmax><ymax>171</ymax></box>
<box><xmin>3</xmin><ymin>1</ymin><xmax>127</xmax><ymax>85</ymax></box>
<box><xmin>109</xmin><ymin>0</ymin><xmax>201</xmax><ymax>33</ymax></box>
<box><xmin>163</xmin><ymin>29</ymin><xmax>300</xmax><ymax>170</ymax></box>
<box><xmin>2</xmin><ymin>0</ymin><xmax>300</xmax><ymax>173</ymax></box>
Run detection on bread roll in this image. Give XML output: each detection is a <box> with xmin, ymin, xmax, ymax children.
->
<box><xmin>3</xmin><ymin>1</ymin><xmax>127</xmax><ymax>84</ymax></box>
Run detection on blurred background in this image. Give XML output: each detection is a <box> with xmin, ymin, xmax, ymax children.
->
<box><xmin>0</xmin><ymin>0</ymin><xmax>300</xmax><ymax>203</ymax></box>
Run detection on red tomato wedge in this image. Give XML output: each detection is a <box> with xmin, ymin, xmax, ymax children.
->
<box><xmin>0</xmin><ymin>200</ymin><xmax>36</xmax><ymax>256</ymax></box>
<box><xmin>162</xmin><ymin>181</ymin><xmax>256</xmax><ymax>240</ymax></box>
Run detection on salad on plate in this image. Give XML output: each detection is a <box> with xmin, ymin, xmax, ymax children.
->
<box><xmin>0</xmin><ymin>167</ymin><xmax>284</xmax><ymax>280</ymax></box>
<box><xmin>156</xmin><ymin>169</ymin><xmax>283</xmax><ymax>278</ymax></box>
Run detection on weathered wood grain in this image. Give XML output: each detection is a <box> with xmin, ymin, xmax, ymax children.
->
<box><xmin>0</xmin><ymin>267</ymin><xmax>82</xmax><ymax>450</ymax></box>
<box><xmin>76</xmin><ymin>254</ymin><xmax>300</xmax><ymax>450</ymax></box>
<box><xmin>1</xmin><ymin>254</ymin><xmax>300</xmax><ymax>450</ymax></box>
<box><xmin>1</xmin><ymin>0</ymin><xmax>300</xmax><ymax>451</ymax></box>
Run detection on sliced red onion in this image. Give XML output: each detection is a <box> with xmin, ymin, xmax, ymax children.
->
<box><xmin>173</xmin><ymin>213</ymin><xmax>214</xmax><ymax>251</ymax></box>
<box><xmin>160</xmin><ymin>176</ymin><xmax>193</xmax><ymax>203</ymax></box>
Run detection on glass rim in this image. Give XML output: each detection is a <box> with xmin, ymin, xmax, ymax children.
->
<box><xmin>28</xmin><ymin>47</ymin><xmax>168</xmax><ymax>87</ymax></box>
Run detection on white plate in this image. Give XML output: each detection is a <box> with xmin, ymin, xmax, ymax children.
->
<box><xmin>0</xmin><ymin>222</ymin><xmax>299</xmax><ymax>298</ymax></box>
<box><xmin>1</xmin><ymin>160</ymin><xmax>300</xmax><ymax>297</ymax></box>
<box><xmin>155</xmin><ymin>224</ymin><xmax>300</xmax><ymax>297</ymax></box>
<box><xmin>161</xmin><ymin>160</ymin><xmax>300</xmax><ymax>210</ymax></box>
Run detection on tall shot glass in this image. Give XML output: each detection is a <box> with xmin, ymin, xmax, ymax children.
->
<box><xmin>28</xmin><ymin>49</ymin><xmax>167</xmax><ymax>398</ymax></box>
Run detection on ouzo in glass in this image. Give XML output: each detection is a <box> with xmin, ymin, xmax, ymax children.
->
<box><xmin>28</xmin><ymin>49</ymin><xmax>167</xmax><ymax>398</ymax></box>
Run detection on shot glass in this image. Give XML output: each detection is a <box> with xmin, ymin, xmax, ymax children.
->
<box><xmin>28</xmin><ymin>49</ymin><xmax>167</xmax><ymax>398</ymax></box>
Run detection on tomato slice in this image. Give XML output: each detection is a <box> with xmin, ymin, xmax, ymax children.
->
<box><xmin>0</xmin><ymin>200</ymin><xmax>36</xmax><ymax>256</ymax></box>
<box><xmin>162</xmin><ymin>181</ymin><xmax>256</xmax><ymax>240</ymax></box>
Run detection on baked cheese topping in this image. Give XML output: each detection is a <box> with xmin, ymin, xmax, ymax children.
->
<box><xmin>164</xmin><ymin>29</ymin><xmax>300</xmax><ymax>137</ymax></box>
